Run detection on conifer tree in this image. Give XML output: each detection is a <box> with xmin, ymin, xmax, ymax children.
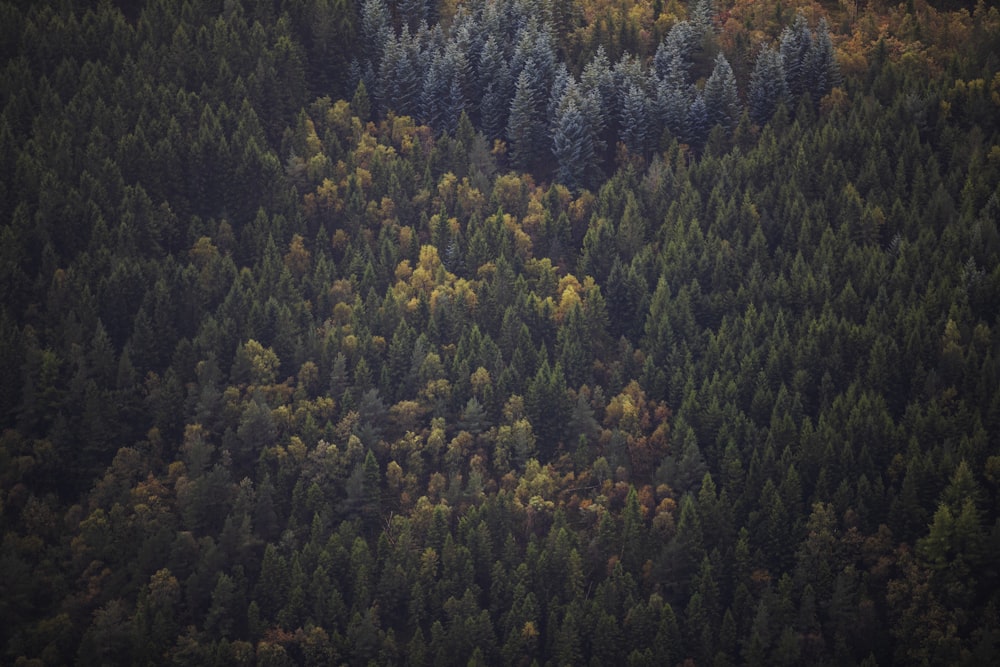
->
<box><xmin>749</xmin><ymin>44</ymin><xmax>789</xmax><ymax>127</ymax></box>
<box><xmin>684</xmin><ymin>92</ymin><xmax>709</xmax><ymax>149</ymax></box>
<box><xmin>506</xmin><ymin>68</ymin><xmax>546</xmax><ymax>170</ymax></box>
<box><xmin>806</xmin><ymin>18</ymin><xmax>840</xmax><ymax>103</ymax></box>
<box><xmin>703</xmin><ymin>53</ymin><xmax>740</xmax><ymax>132</ymax></box>
<box><xmin>619</xmin><ymin>83</ymin><xmax>651</xmax><ymax>156</ymax></box>
<box><xmin>360</xmin><ymin>0</ymin><xmax>391</xmax><ymax>73</ymax></box>
<box><xmin>779</xmin><ymin>13</ymin><xmax>812</xmax><ymax>100</ymax></box>
<box><xmin>552</xmin><ymin>92</ymin><xmax>595</xmax><ymax>192</ymax></box>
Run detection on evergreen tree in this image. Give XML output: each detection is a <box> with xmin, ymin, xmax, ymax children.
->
<box><xmin>703</xmin><ymin>53</ymin><xmax>740</xmax><ymax>132</ymax></box>
<box><xmin>552</xmin><ymin>83</ymin><xmax>598</xmax><ymax>192</ymax></box>
<box><xmin>477</xmin><ymin>35</ymin><xmax>510</xmax><ymax>139</ymax></box>
<box><xmin>805</xmin><ymin>18</ymin><xmax>840</xmax><ymax>103</ymax></box>
<box><xmin>619</xmin><ymin>82</ymin><xmax>651</xmax><ymax>156</ymax></box>
<box><xmin>654</xmin><ymin>20</ymin><xmax>696</xmax><ymax>88</ymax></box>
<box><xmin>749</xmin><ymin>44</ymin><xmax>789</xmax><ymax>127</ymax></box>
<box><xmin>581</xmin><ymin>46</ymin><xmax>615</xmax><ymax>139</ymax></box>
<box><xmin>684</xmin><ymin>91</ymin><xmax>709</xmax><ymax>149</ymax></box>
<box><xmin>360</xmin><ymin>0</ymin><xmax>392</xmax><ymax>96</ymax></box>
<box><xmin>506</xmin><ymin>68</ymin><xmax>546</xmax><ymax>171</ymax></box>
<box><xmin>779</xmin><ymin>13</ymin><xmax>812</xmax><ymax>100</ymax></box>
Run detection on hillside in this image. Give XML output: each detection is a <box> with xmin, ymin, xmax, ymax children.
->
<box><xmin>1</xmin><ymin>0</ymin><xmax>1000</xmax><ymax>665</ymax></box>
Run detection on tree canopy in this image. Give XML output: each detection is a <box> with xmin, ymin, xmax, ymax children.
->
<box><xmin>1</xmin><ymin>0</ymin><xmax>1000</xmax><ymax>665</ymax></box>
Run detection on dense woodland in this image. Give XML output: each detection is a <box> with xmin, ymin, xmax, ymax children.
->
<box><xmin>1</xmin><ymin>0</ymin><xmax>1000</xmax><ymax>664</ymax></box>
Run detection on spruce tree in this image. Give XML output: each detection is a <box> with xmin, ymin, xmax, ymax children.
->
<box><xmin>619</xmin><ymin>82</ymin><xmax>651</xmax><ymax>156</ymax></box>
<box><xmin>703</xmin><ymin>53</ymin><xmax>740</xmax><ymax>132</ymax></box>
<box><xmin>552</xmin><ymin>93</ymin><xmax>595</xmax><ymax>192</ymax></box>
<box><xmin>779</xmin><ymin>13</ymin><xmax>812</xmax><ymax>100</ymax></box>
<box><xmin>506</xmin><ymin>68</ymin><xmax>546</xmax><ymax>170</ymax></box>
<box><xmin>749</xmin><ymin>44</ymin><xmax>789</xmax><ymax>127</ymax></box>
<box><xmin>806</xmin><ymin>17</ymin><xmax>840</xmax><ymax>103</ymax></box>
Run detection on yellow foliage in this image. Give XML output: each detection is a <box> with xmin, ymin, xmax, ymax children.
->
<box><xmin>377</xmin><ymin>196</ymin><xmax>397</xmax><ymax>226</ymax></box>
<box><xmin>389</xmin><ymin>114</ymin><xmax>419</xmax><ymax>148</ymax></box>
<box><xmin>437</xmin><ymin>171</ymin><xmax>458</xmax><ymax>209</ymax></box>
<box><xmin>354</xmin><ymin>167</ymin><xmax>372</xmax><ymax>191</ymax></box>
<box><xmin>418</xmin><ymin>244</ymin><xmax>443</xmax><ymax>271</ymax></box>
<box><xmin>492</xmin><ymin>173</ymin><xmax>530</xmax><ymax>217</ymax></box>
<box><xmin>471</xmin><ymin>366</ymin><xmax>492</xmax><ymax>393</ymax></box>
<box><xmin>303</xmin><ymin>118</ymin><xmax>322</xmax><ymax>158</ymax></box>
<box><xmin>287</xmin><ymin>436</ymin><xmax>307</xmax><ymax>462</ymax></box>
<box><xmin>284</xmin><ymin>234</ymin><xmax>311</xmax><ymax>279</ymax></box>
<box><xmin>456</xmin><ymin>178</ymin><xmax>485</xmax><ymax>218</ymax></box>
<box><xmin>521</xmin><ymin>194</ymin><xmax>547</xmax><ymax>238</ymax></box>
<box><xmin>189</xmin><ymin>236</ymin><xmax>218</xmax><ymax>268</ymax></box>
<box><xmin>398</xmin><ymin>225</ymin><xmax>416</xmax><ymax>250</ymax></box>
<box><xmin>555</xmin><ymin>286</ymin><xmax>582</xmax><ymax>324</ymax></box>
<box><xmin>327</xmin><ymin>99</ymin><xmax>353</xmax><ymax>135</ymax></box>
<box><xmin>331</xmin><ymin>302</ymin><xmax>352</xmax><ymax>325</ymax></box>
<box><xmin>515</xmin><ymin>459</ymin><xmax>556</xmax><ymax>504</ymax></box>
<box><xmin>569</xmin><ymin>191</ymin><xmax>594</xmax><ymax>227</ymax></box>
<box><xmin>395</xmin><ymin>259</ymin><xmax>413</xmax><ymax>283</ymax></box>
<box><xmin>331</xmin><ymin>228</ymin><xmax>349</xmax><ymax>251</ymax></box>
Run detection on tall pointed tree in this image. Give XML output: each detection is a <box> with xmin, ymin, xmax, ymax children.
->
<box><xmin>506</xmin><ymin>68</ymin><xmax>546</xmax><ymax>171</ymax></box>
<box><xmin>703</xmin><ymin>53</ymin><xmax>740</xmax><ymax>132</ymax></box>
<box><xmin>748</xmin><ymin>44</ymin><xmax>789</xmax><ymax>127</ymax></box>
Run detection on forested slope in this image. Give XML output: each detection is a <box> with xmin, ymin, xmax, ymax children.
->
<box><xmin>2</xmin><ymin>0</ymin><xmax>1000</xmax><ymax>665</ymax></box>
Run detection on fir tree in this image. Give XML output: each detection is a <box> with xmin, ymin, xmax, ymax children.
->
<box><xmin>749</xmin><ymin>44</ymin><xmax>789</xmax><ymax>127</ymax></box>
<box><xmin>703</xmin><ymin>53</ymin><xmax>740</xmax><ymax>132</ymax></box>
<box><xmin>779</xmin><ymin>13</ymin><xmax>812</xmax><ymax>100</ymax></box>
<box><xmin>552</xmin><ymin>92</ymin><xmax>596</xmax><ymax>192</ymax></box>
<box><xmin>619</xmin><ymin>83</ymin><xmax>651</xmax><ymax>156</ymax></box>
<box><xmin>506</xmin><ymin>68</ymin><xmax>546</xmax><ymax>170</ymax></box>
<box><xmin>806</xmin><ymin>17</ymin><xmax>840</xmax><ymax>103</ymax></box>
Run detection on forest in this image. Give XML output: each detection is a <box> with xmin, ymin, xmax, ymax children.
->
<box><xmin>1</xmin><ymin>0</ymin><xmax>999</xmax><ymax>664</ymax></box>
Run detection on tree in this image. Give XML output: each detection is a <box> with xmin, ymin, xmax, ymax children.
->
<box><xmin>506</xmin><ymin>68</ymin><xmax>546</xmax><ymax>171</ymax></box>
<box><xmin>381</xmin><ymin>30</ymin><xmax>422</xmax><ymax>118</ymax></box>
<box><xmin>749</xmin><ymin>44</ymin><xmax>789</xmax><ymax>127</ymax></box>
<box><xmin>805</xmin><ymin>18</ymin><xmax>840</xmax><ymax>104</ymax></box>
<box><xmin>654</xmin><ymin>21</ymin><xmax>696</xmax><ymax>88</ymax></box>
<box><xmin>684</xmin><ymin>91</ymin><xmax>709</xmax><ymax>149</ymax></box>
<box><xmin>525</xmin><ymin>359</ymin><xmax>570</xmax><ymax>458</ymax></box>
<box><xmin>619</xmin><ymin>82</ymin><xmax>651</xmax><ymax>156</ymax></box>
<box><xmin>477</xmin><ymin>36</ymin><xmax>510</xmax><ymax>139</ymax></box>
<box><xmin>255</xmin><ymin>543</ymin><xmax>290</xmax><ymax>621</ymax></box>
<box><xmin>703</xmin><ymin>53</ymin><xmax>740</xmax><ymax>132</ymax></box>
<box><xmin>360</xmin><ymin>0</ymin><xmax>390</xmax><ymax>70</ymax></box>
<box><xmin>779</xmin><ymin>13</ymin><xmax>812</xmax><ymax>100</ymax></box>
<box><xmin>552</xmin><ymin>87</ymin><xmax>597</xmax><ymax>192</ymax></box>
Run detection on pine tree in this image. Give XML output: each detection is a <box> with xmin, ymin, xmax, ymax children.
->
<box><xmin>480</xmin><ymin>82</ymin><xmax>507</xmax><ymax>142</ymax></box>
<box><xmin>552</xmin><ymin>95</ymin><xmax>595</xmax><ymax>190</ymax></box>
<box><xmin>690</xmin><ymin>0</ymin><xmax>714</xmax><ymax>34</ymax></box>
<box><xmin>657</xmin><ymin>80</ymin><xmax>693</xmax><ymax>140</ymax></box>
<box><xmin>749</xmin><ymin>44</ymin><xmax>789</xmax><ymax>127</ymax></box>
<box><xmin>619</xmin><ymin>82</ymin><xmax>651</xmax><ymax>156</ymax></box>
<box><xmin>506</xmin><ymin>68</ymin><xmax>546</xmax><ymax>170</ymax></box>
<box><xmin>779</xmin><ymin>13</ymin><xmax>812</xmax><ymax>99</ymax></box>
<box><xmin>653</xmin><ymin>20</ymin><xmax>696</xmax><ymax>88</ymax></box>
<box><xmin>421</xmin><ymin>51</ymin><xmax>449</xmax><ymax>131</ymax></box>
<box><xmin>684</xmin><ymin>91</ymin><xmax>709</xmax><ymax>149</ymax></box>
<box><xmin>360</xmin><ymin>0</ymin><xmax>391</xmax><ymax>73</ymax></box>
<box><xmin>397</xmin><ymin>0</ymin><xmax>427</xmax><ymax>33</ymax></box>
<box><xmin>805</xmin><ymin>17</ymin><xmax>840</xmax><ymax>104</ymax></box>
<box><xmin>380</xmin><ymin>30</ymin><xmax>422</xmax><ymax>118</ymax></box>
<box><xmin>477</xmin><ymin>35</ymin><xmax>510</xmax><ymax>138</ymax></box>
<box><xmin>581</xmin><ymin>46</ymin><xmax>615</xmax><ymax>135</ymax></box>
<box><xmin>547</xmin><ymin>64</ymin><xmax>571</xmax><ymax>134</ymax></box>
<box><xmin>703</xmin><ymin>53</ymin><xmax>740</xmax><ymax>132</ymax></box>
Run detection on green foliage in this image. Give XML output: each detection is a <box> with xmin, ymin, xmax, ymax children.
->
<box><xmin>1</xmin><ymin>0</ymin><xmax>999</xmax><ymax>665</ymax></box>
